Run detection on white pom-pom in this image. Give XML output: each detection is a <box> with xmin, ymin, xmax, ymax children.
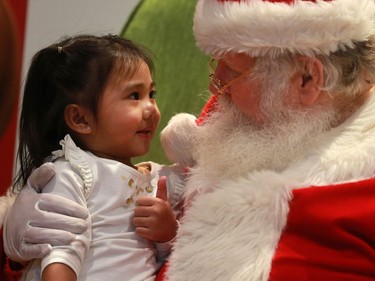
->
<box><xmin>160</xmin><ymin>113</ymin><xmax>197</xmax><ymax>167</ymax></box>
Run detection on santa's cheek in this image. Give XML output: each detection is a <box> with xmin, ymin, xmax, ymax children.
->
<box><xmin>231</xmin><ymin>90</ymin><xmax>258</xmax><ymax>115</ymax></box>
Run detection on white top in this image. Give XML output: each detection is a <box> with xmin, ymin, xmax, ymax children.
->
<box><xmin>22</xmin><ymin>135</ymin><xmax>185</xmax><ymax>281</ymax></box>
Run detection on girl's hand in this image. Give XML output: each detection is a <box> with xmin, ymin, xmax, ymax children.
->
<box><xmin>133</xmin><ymin>176</ymin><xmax>178</xmax><ymax>243</ymax></box>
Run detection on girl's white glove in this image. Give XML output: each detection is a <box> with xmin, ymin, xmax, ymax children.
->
<box><xmin>3</xmin><ymin>162</ymin><xmax>88</xmax><ymax>262</ymax></box>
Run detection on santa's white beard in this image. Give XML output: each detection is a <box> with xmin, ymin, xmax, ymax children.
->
<box><xmin>192</xmin><ymin>95</ymin><xmax>338</xmax><ymax>181</ymax></box>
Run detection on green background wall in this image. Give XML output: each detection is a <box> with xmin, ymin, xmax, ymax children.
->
<box><xmin>122</xmin><ymin>0</ymin><xmax>210</xmax><ymax>165</ymax></box>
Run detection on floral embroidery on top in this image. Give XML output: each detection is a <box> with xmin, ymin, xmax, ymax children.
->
<box><xmin>123</xmin><ymin>175</ymin><xmax>154</xmax><ymax>206</ymax></box>
<box><xmin>128</xmin><ymin>179</ymin><xmax>135</xmax><ymax>188</ymax></box>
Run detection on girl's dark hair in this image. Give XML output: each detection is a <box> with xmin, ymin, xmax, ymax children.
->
<box><xmin>13</xmin><ymin>34</ymin><xmax>154</xmax><ymax>190</ymax></box>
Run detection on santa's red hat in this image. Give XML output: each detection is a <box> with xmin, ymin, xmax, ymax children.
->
<box><xmin>194</xmin><ymin>0</ymin><xmax>375</xmax><ymax>57</ymax></box>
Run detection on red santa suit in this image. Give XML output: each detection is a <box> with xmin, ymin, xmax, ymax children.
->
<box><xmin>160</xmin><ymin>1</ymin><xmax>375</xmax><ymax>280</ymax></box>
<box><xmin>163</xmin><ymin>91</ymin><xmax>375</xmax><ymax>281</ymax></box>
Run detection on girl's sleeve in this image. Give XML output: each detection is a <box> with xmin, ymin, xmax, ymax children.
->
<box><xmin>40</xmin><ymin>161</ymin><xmax>92</xmax><ymax>278</ymax></box>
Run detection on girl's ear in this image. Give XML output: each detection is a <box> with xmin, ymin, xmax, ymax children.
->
<box><xmin>291</xmin><ymin>56</ymin><xmax>324</xmax><ymax>106</ymax></box>
<box><xmin>64</xmin><ymin>104</ymin><xmax>93</xmax><ymax>134</ymax></box>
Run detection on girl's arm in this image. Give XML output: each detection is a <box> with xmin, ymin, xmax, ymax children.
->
<box><xmin>42</xmin><ymin>263</ymin><xmax>76</xmax><ymax>281</ymax></box>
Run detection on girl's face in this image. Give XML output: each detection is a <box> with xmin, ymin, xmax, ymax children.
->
<box><xmin>88</xmin><ymin>61</ymin><xmax>160</xmax><ymax>166</ymax></box>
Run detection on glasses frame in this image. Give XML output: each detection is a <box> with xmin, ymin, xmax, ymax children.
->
<box><xmin>208</xmin><ymin>58</ymin><xmax>252</xmax><ymax>96</ymax></box>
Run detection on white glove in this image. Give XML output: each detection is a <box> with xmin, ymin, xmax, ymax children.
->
<box><xmin>3</xmin><ymin>162</ymin><xmax>89</xmax><ymax>262</ymax></box>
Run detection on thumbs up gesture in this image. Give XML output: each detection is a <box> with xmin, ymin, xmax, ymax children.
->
<box><xmin>133</xmin><ymin>176</ymin><xmax>178</xmax><ymax>243</ymax></box>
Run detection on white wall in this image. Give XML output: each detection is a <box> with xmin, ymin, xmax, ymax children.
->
<box><xmin>23</xmin><ymin>0</ymin><xmax>141</xmax><ymax>79</ymax></box>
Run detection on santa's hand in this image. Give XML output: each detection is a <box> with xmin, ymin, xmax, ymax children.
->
<box><xmin>3</xmin><ymin>162</ymin><xmax>89</xmax><ymax>262</ymax></box>
<box><xmin>133</xmin><ymin>176</ymin><xmax>178</xmax><ymax>243</ymax></box>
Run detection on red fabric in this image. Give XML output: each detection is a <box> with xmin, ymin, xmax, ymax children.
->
<box><xmin>195</xmin><ymin>95</ymin><xmax>218</xmax><ymax>126</ymax></box>
<box><xmin>269</xmin><ymin>178</ymin><xmax>375</xmax><ymax>281</ymax></box>
<box><xmin>155</xmin><ymin>262</ymin><xmax>168</xmax><ymax>281</ymax></box>
<box><xmin>0</xmin><ymin>0</ymin><xmax>27</xmax><ymax>196</ymax></box>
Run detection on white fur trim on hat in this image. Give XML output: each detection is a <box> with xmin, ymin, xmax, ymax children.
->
<box><xmin>193</xmin><ymin>0</ymin><xmax>375</xmax><ymax>57</ymax></box>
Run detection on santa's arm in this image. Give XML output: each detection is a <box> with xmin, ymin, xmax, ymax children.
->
<box><xmin>1</xmin><ymin>163</ymin><xmax>89</xmax><ymax>277</ymax></box>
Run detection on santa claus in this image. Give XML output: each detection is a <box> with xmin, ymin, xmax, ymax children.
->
<box><xmin>159</xmin><ymin>0</ymin><xmax>375</xmax><ymax>280</ymax></box>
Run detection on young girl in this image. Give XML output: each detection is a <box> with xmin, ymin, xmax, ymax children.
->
<box><xmin>12</xmin><ymin>34</ymin><xmax>184</xmax><ymax>281</ymax></box>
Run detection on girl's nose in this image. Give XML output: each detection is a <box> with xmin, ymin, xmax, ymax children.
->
<box><xmin>143</xmin><ymin>101</ymin><xmax>157</xmax><ymax>119</ymax></box>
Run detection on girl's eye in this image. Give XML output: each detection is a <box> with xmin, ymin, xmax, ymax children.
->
<box><xmin>129</xmin><ymin>92</ymin><xmax>140</xmax><ymax>100</ymax></box>
<box><xmin>149</xmin><ymin>91</ymin><xmax>157</xmax><ymax>99</ymax></box>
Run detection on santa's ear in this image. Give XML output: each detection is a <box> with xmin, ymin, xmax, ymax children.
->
<box><xmin>292</xmin><ymin>56</ymin><xmax>324</xmax><ymax>106</ymax></box>
<box><xmin>64</xmin><ymin>104</ymin><xmax>93</xmax><ymax>134</ymax></box>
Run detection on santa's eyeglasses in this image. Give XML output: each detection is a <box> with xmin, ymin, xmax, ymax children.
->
<box><xmin>208</xmin><ymin>58</ymin><xmax>252</xmax><ymax>96</ymax></box>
